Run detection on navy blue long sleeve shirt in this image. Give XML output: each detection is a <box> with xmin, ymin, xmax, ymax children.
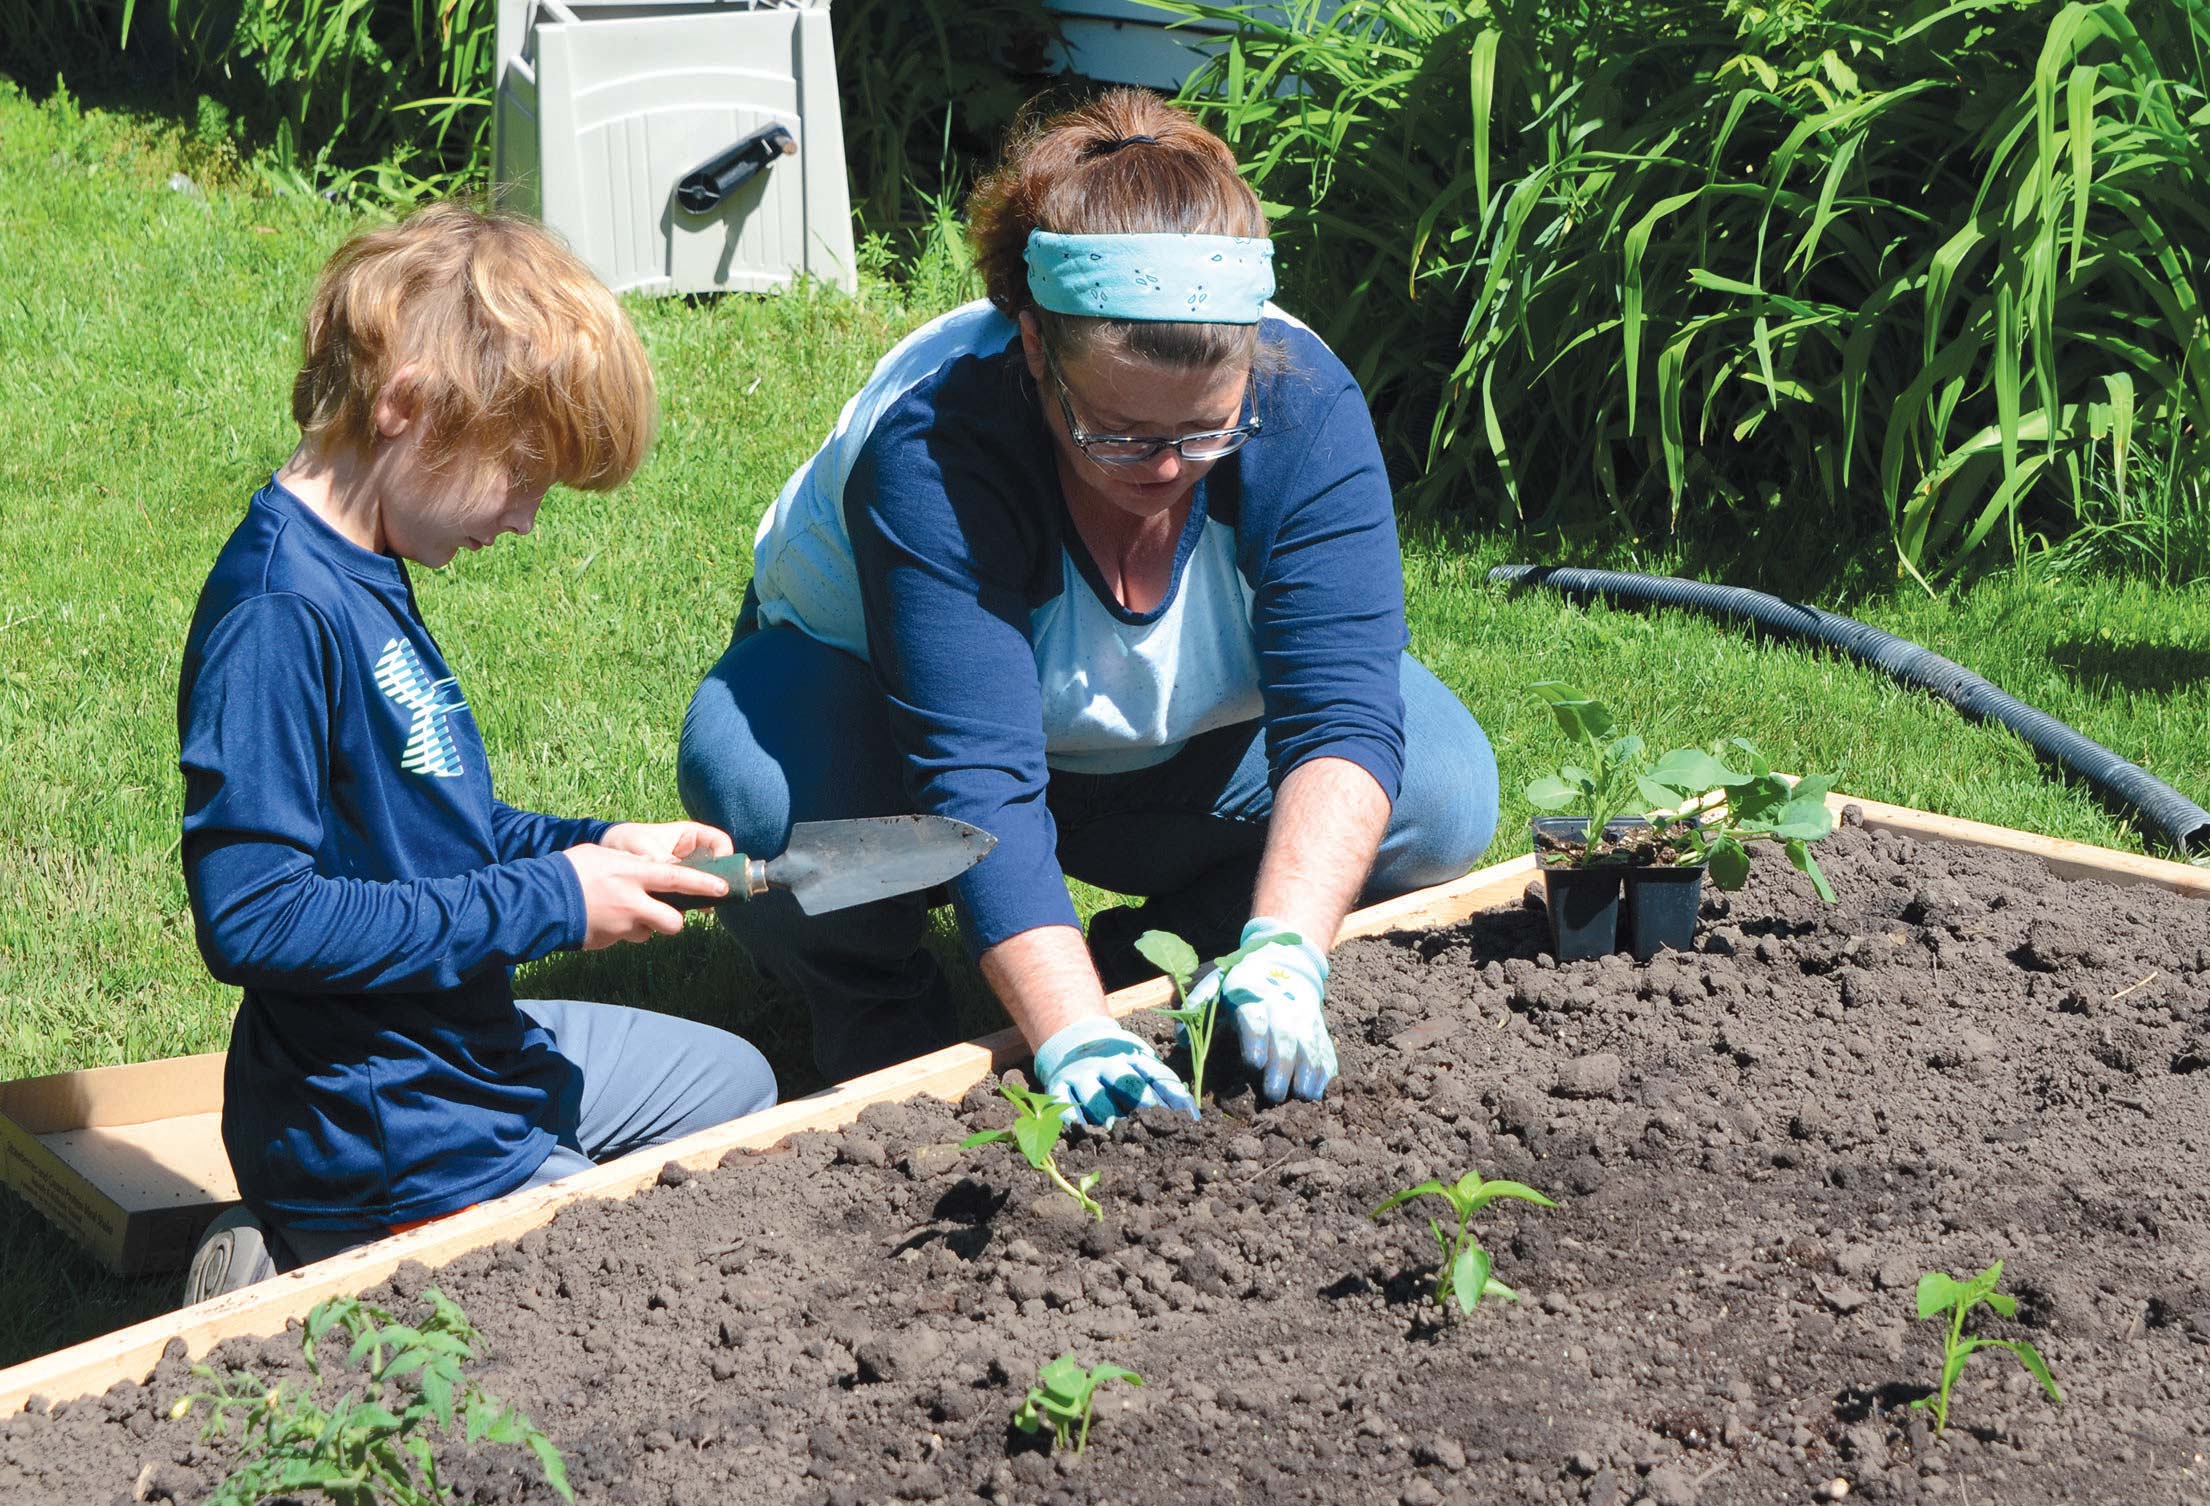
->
<box><xmin>750</xmin><ymin>304</ymin><xmax>1408</xmax><ymax>951</ymax></box>
<box><xmin>178</xmin><ymin>480</ymin><xmax>607</xmax><ymax>1228</ymax></box>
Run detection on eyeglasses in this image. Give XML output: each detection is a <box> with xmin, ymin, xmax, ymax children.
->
<box><xmin>1044</xmin><ymin>353</ymin><xmax>1262</xmax><ymax>467</ymax></box>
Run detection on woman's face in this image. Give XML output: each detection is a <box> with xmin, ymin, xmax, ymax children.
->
<box><xmin>1022</xmin><ymin>319</ymin><xmax>1250</xmax><ymax>523</ymax></box>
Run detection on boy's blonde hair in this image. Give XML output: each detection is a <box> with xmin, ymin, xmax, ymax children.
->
<box><xmin>292</xmin><ymin>202</ymin><xmax>655</xmax><ymax>491</ymax></box>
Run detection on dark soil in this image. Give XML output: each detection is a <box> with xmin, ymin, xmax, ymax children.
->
<box><xmin>7</xmin><ymin>820</ymin><xmax>2209</xmax><ymax>1506</ymax></box>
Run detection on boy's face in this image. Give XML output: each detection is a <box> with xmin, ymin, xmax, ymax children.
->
<box><xmin>369</xmin><ymin>385</ymin><xmax>552</xmax><ymax>568</ymax></box>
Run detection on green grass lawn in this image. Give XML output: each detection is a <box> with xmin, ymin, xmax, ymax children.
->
<box><xmin>2</xmin><ymin>79</ymin><xmax>2207</xmax><ymax>1368</ymax></box>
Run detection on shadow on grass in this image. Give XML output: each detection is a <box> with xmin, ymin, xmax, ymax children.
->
<box><xmin>0</xmin><ymin>1187</ymin><xmax>178</xmax><ymax>1372</ymax></box>
<box><xmin>2045</xmin><ymin>637</ymin><xmax>2210</xmax><ymax>696</ymax></box>
<box><xmin>517</xmin><ymin>908</ymin><xmax>1006</xmax><ymax>1103</ymax></box>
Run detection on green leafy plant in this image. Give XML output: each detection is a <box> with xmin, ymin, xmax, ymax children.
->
<box><xmin>962</xmin><ymin>1080</ymin><xmax>1103</xmax><ymax>1220</ymax></box>
<box><xmin>1524</xmin><ymin>680</ymin><xmax>1649</xmax><ymax>865</ymax></box>
<box><xmin>1166</xmin><ymin>0</ymin><xmax>2210</xmax><ymax>585</ymax></box>
<box><xmin>1639</xmin><ymin>742</ymin><xmax>1839</xmax><ymax>901</ymax></box>
<box><xmin>173</xmin><ymin>1287</ymin><xmax>572</xmax><ymax>1506</ymax></box>
<box><xmin>1370</xmin><ymin>1170</ymin><xmax>1556</xmax><ymax>1314</ymax></box>
<box><xmin>1135</xmin><ymin>926</ymin><xmax>1307</xmax><ymax>1104</ymax></box>
<box><xmin>1013</xmin><ymin>1352</ymin><xmax>1144</xmax><ymax>1453</ymax></box>
<box><xmin>1910</xmin><ymin>1260</ymin><xmax>2061</xmax><ymax>1436</ymax></box>
<box><xmin>1526</xmin><ymin>681</ymin><xmax>1838</xmax><ymax>898</ymax></box>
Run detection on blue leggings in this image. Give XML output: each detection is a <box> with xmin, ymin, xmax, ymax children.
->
<box><xmin>676</xmin><ymin>609</ymin><xmax>1501</xmax><ymax>1082</ymax></box>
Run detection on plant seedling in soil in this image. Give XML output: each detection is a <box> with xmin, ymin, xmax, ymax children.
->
<box><xmin>1013</xmin><ymin>1353</ymin><xmax>1144</xmax><ymax>1453</ymax></box>
<box><xmin>1910</xmin><ymin>1260</ymin><xmax>2061</xmax><ymax>1435</ymax></box>
<box><xmin>1136</xmin><ymin>926</ymin><xmax>1306</xmax><ymax>1105</ymax></box>
<box><xmin>173</xmin><ymin>1287</ymin><xmax>572</xmax><ymax>1505</ymax></box>
<box><xmin>962</xmin><ymin>1080</ymin><xmax>1105</xmax><ymax>1220</ymax></box>
<box><xmin>1371</xmin><ymin>1171</ymin><xmax>1557</xmax><ymax>1314</ymax></box>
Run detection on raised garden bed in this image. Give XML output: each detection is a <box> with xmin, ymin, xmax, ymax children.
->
<box><xmin>4</xmin><ymin>814</ymin><xmax>2208</xmax><ymax>1505</ymax></box>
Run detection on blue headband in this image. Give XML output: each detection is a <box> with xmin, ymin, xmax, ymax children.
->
<box><xmin>1025</xmin><ymin>231</ymin><xmax>1276</xmax><ymax>325</ymax></box>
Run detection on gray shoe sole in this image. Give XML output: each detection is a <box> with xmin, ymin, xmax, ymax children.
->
<box><xmin>182</xmin><ymin>1208</ymin><xmax>276</xmax><ymax>1305</ymax></box>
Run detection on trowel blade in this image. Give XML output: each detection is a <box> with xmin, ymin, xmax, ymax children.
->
<box><xmin>767</xmin><ymin>815</ymin><xmax>997</xmax><ymax>916</ymax></box>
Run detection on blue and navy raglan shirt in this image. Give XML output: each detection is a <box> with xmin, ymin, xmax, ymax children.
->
<box><xmin>750</xmin><ymin>300</ymin><xmax>1408</xmax><ymax>952</ymax></box>
<box><xmin>178</xmin><ymin>480</ymin><xmax>607</xmax><ymax>1229</ymax></box>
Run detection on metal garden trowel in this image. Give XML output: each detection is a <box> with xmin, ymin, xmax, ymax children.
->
<box><xmin>656</xmin><ymin>814</ymin><xmax>995</xmax><ymax>915</ymax></box>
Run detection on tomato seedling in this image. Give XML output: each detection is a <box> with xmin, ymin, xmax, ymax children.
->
<box><xmin>962</xmin><ymin>1080</ymin><xmax>1105</xmax><ymax>1220</ymax></box>
<box><xmin>1135</xmin><ymin>926</ymin><xmax>1305</xmax><ymax>1106</ymax></box>
<box><xmin>1910</xmin><ymin>1260</ymin><xmax>2061</xmax><ymax>1435</ymax></box>
<box><xmin>1014</xmin><ymin>1352</ymin><xmax>1144</xmax><ymax>1453</ymax></box>
<box><xmin>174</xmin><ymin>1287</ymin><xmax>572</xmax><ymax>1505</ymax></box>
<box><xmin>1371</xmin><ymin>1171</ymin><xmax>1557</xmax><ymax>1314</ymax></box>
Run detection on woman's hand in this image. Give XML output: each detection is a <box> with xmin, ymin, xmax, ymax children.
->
<box><xmin>599</xmin><ymin>820</ymin><xmax>736</xmax><ymax>864</ymax></box>
<box><xmin>1193</xmin><ymin>919</ymin><xmax>1336</xmax><ymax>1101</ymax></box>
<box><xmin>1034</xmin><ymin>1016</ymin><xmax>1197</xmax><ymax>1127</ymax></box>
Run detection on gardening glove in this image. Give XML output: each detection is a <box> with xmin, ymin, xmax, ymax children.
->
<box><xmin>1034</xmin><ymin>1016</ymin><xmax>1198</xmax><ymax>1128</ymax></box>
<box><xmin>1193</xmin><ymin>917</ymin><xmax>1336</xmax><ymax>1102</ymax></box>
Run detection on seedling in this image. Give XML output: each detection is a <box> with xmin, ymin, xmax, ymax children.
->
<box><xmin>1640</xmin><ymin>741</ymin><xmax>1838</xmax><ymax>901</ymax></box>
<box><xmin>962</xmin><ymin>1080</ymin><xmax>1104</xmax><ymax>1220</ymax></box>
<box><xmin>1370</xmin><ymin>1171</ymin><xmax>1557</xmax><ymax>1314</ymax></box>
<box><xmin>1910</xmin><ymin>1260</ymin><xmax>2061</xmax><ymax>1435</ymax></box>
<box><xmin>174</xmin><ymin>1287</ymin><xmax>572</xmax><ymax>1505</ymax></box>
<box><xmin>1527</xmin><ymin>682</ymin><xmax>1839</xmax><ymax>900</ymax></box>
<box><xmin>1525</xmin><ymin>681</ymin><xmax>1648</xmax><ymax>865</ymax></box>
<box><xmin>1136</xmin><ymin>926</ymin><xmax>1306</xmax><ymax>1105</ymax></box>
<box><xmin>1013</xmin><ymin>1352</ymin><xmax>1144</xmax><ymax>1453</ymax></box>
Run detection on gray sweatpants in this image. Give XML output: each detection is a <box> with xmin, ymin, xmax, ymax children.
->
<box><xmin>274</xmin><ymin>999</ymin><xmax>776</xmax><ymax>1269</ymax></box>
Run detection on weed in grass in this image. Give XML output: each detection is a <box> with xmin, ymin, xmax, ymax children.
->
<box><xmin>1910</xmin><ymin>1260</ymin><xmax>2061</xmax><ymax>1436</ymax></box>
<box><xmin>962</xmin><ymin>1081</ymin><xmax>1103</xmax><ymax>1220</ymax></box>
<box><xmin>1371</xmin><ymin>1171</ymin><xmax>1556</xmax><ymax>1315</ymax></box>
<box><xmin>1013</xmin><ymin>1353</ymin><xmax>1143</xmax><ymax>1453</ymax></box>
<box><xmin>174</xmin><ymin>1287</ymin><xmax>572</xmax><ymax>1505</ymax></box>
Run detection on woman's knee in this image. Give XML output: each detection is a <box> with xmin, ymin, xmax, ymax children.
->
<box><xmin>676</xmin><ymin>650</ymin><xmax>792</xmax><ymax>853</ymax></box>
<box><xmin>1373</xmin><ymin>660</ymin><xmax>1501</xmax><ymax>891</ymax></box>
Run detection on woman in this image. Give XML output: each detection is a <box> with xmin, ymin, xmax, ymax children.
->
<box><xmin>678</xmin><ymin>90</ymin><xmax>1498</xmax><ymax>1123</ymax></box>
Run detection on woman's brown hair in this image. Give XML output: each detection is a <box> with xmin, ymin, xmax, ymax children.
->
<box><xmin>966</xmin><ymin>88</ymin><xmax>1269</xmax><ymax>371</ymax></box>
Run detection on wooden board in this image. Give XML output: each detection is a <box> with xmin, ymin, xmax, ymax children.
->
<box><xmin>3</xmin><ymin>804</ymin><xmax>2199</xmax><ymax>1415</ymax></box>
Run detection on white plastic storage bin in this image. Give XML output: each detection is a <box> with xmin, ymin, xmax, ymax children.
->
<box><xmin>493</xmin><ymin>0</ymin><xmax>857</xmax><ymax>297</ymax></box>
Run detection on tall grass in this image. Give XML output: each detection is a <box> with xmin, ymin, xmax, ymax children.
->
<box><xmin>111</xmin><ymin>0</ymin><xmax>498</xmax><ymax>201</ymax></box>
<box><xmin>1166</xmin><ymin>0</ymin><xmax>2210</xmax><ymax>585</ymax></box>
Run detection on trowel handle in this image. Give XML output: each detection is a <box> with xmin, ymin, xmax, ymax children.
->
<box><xmin>651</xmin><ymin>854</ymin><xmax>771</xmax><ymax>912</ymax></box>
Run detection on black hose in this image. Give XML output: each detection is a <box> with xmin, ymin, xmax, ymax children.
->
<box><xmin>1489</xmin><ymin>565</ymin><xmax>2210</xmax><ymax>856</ymax></box>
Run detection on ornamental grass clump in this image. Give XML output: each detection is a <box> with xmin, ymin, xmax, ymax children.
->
<box><xmin>175</xmin><ymin>1288</ymin><xmax>572</xmax><ymax>1506</ymax></box>
<box><xmin>962</xmin><ymin>1080</ymin><xmax>1105</xmax><ymax>1219</ymax></box>
<box><xmin>1371</xmin><ymin>1171</ymin><xmax>1557</xmax><ymax>1315</ymax></box>
<box><xmin>1164</xmin><ymin>0</ymin><xmax>2210</xmax><ymax>585</ymax></box>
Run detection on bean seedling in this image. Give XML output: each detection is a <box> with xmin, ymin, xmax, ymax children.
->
<box><xmin>962</xmin><ymin>1080</ymin><xmax>1104</xmax><ymax>1220</ymax></box>
<box><xmin>1638</xmin><ymin>740</ymin><xmax>1838</xmax><ymax>901</ymax></box>
<box><xmin>174</xmin><ymin>1287</ymin><xmax>572</xmax><ymax>1505</ymax></box>
<box><xmin>1910</xmin><ymin>1260</ymin><xmax>2061</xmax><ymax>1435</ymax></box>
<box><xmin>1013</xmin><ymin>1352</ymin><xmax>1144</xmax><ymax>1453</ymax></box>
<box><xmin>1524</xmin><ymin>681</ymin><xmax>1648</xmax><ymax>864</ymax></box>
<box><xmin>1136</xmin><ymin>926</ymin><xmax>1307</xmax><ymax>1106</ymax></box>
<box><xmin>1371</xmin><ymin>1171</ymin><xmax>1557</xmax><ymax>1314</ymax></box>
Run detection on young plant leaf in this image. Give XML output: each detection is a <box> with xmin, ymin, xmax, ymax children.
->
<box><xmin>1134</xmin><ymin>930</ymin><xmax>1200</xmax><ymax>990</ymax></box>
<box><xmin>1707</xmin><ymin>835</ymin><xmax>1753</xmax><ymax>890</ymax></box>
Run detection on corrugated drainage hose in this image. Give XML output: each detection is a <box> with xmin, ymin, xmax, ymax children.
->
<box><xmin>1489</xmin><ymin>565</ymin><xmax>2210</xmax><ymax>857</ymax></box>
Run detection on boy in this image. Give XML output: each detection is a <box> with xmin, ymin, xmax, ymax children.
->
<box><xmin>177</xmin><ymin>202</ymin><xmax>775</xmax><ymax>1300</ymax></box>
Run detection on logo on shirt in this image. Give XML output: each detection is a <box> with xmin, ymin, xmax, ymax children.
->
<box><xmin>373</xmin><ymin>638</ymin><xmax>466</xmax><ymax>779</ymax></box>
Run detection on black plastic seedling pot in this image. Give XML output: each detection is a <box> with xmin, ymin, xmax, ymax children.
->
<box><xmin>1531</xmin><ymin>817</ymin><xmax>1626</xmax><ymax>962</ymax></box>
<box><xmin>1624</xmin><ymin>861</ymin><xmax>1707</xmax><ymax>962</ymax></box>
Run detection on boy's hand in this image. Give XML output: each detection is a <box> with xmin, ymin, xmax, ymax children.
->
<box><xmin>562</xmin><ymin>843</ymin><xmax>728</xmax><ymax>949</ymax></box>
<box><xmin>599</xmin><ymin>821</ymin><xmax>736</xmax><ymax>864</ymax></box>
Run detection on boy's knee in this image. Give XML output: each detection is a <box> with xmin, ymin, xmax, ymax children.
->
<box><xmin>702</xmin><ymin>1030</ymin><xmax>778</xmax><ymax>1121</ymax></box>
